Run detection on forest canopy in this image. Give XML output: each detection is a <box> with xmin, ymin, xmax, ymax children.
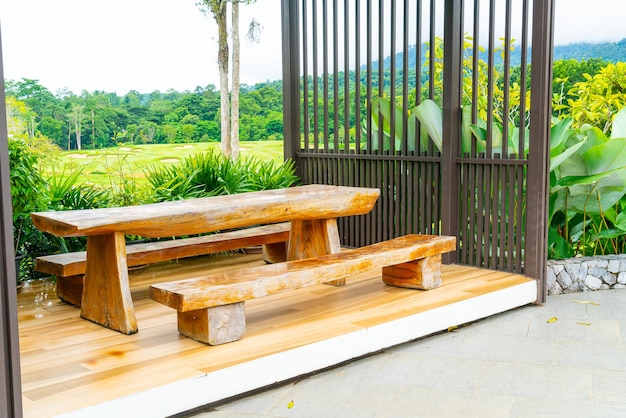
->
<box><xmin>4</xmin><ymin>79</ymin><xmax>284</xmax><ymax>150</ymax></box>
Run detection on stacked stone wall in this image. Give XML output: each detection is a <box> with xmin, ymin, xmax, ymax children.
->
<box><xmin>547</xmin><ymin>255</ymin><xmax>626</xmax><ymax>295</ymax></box>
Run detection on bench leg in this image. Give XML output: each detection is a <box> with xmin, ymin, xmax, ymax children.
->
<box><xmin>288</xmin><ymin>218</ymin><xmax>344</xmax><ymax>286</ymax></box>
<box><xmin>262</xmin><ymin>242</ymin><xmax>287</xmax><ymax>264</ymax></box>
<box><xmin>81</xmin><ymin>232</ymin><xmax>138</xmax><ymax>334</ymax></box>
<box><xmin>382</xmin><ymin>254</ymin><xmax>442</xmax><ymax>290</ymax></box>
<box><xmin>56</xmin><ymin>274</ymin><xmax>84</xmax><ymax>307</ymax></box>
<box><xmin>177</xmin><ymin>302</ymin><xmax>246</xmax><ymax>345</ymax></box>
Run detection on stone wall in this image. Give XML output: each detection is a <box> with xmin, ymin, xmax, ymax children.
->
<box><xmin>547</xmin><ymin>255</ymin><xmax>626</xmax><ymax>295</ymax></box>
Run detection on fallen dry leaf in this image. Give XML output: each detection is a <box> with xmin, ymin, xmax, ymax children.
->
<box><xmin>547</xmin><ymin>316</ymin><xmax>558</xmax><ymax>323</ymax></box>
<box><xmin>573</xmin><ymin>300</ymin><xmax>600</xmax><ymax>306</ymax></box>
<box><xmin>287</xmin><ymin>400</ymin><xmax>294</xmax><ymax>409</ymax></box>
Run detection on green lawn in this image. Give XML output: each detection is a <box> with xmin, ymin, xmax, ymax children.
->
<box><xmin>47</xmin><ymin>141</ymin><xmax>285</xmax><ymax>185</ymax></box>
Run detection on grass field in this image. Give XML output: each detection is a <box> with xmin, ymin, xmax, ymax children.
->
<box><xmin>46</xmin><ymin>141</ymin><xmax>285</xmax><ymax>185</ymax></box>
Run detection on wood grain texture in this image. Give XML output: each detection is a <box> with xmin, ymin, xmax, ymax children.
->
<box><xmin>18</xmin><ymin>253</ymin><xmax>535</xmax><ymax>417</ymax></box>
<box><xmin>31</xmin><ymin>186</ymin><xmax>379</xmax><ymax>335</ymax></box>
<box><xmin>288</xmin><ymin>218</ymin><xmax>344</xmax><ymax>285</ymax></box>
<box><xmin>149</xmin><ymin>234</ymin><xmax>456</xmax><ymax>312</ymax></box>
<box><xmin>41</xmin><ymin>223</ymin><xmax>291</xmax><ymax>308</ymax></box>
<box><xmin>382</xmin><ymin>254</ymin><xmax>443</xmax><ymax>290</ymax></box>
<box><xmin>80</xmin><ymin>232</ymin><xmax>137</xmax><ymax>334</ymax></box>
<box><xmin>55</xmin><ymin>274</ymin><xmax>83</xmax><ymax>306</ymax></box>
<box><xmin>177</xmin><ymin>302</ymin><xmax>246</xmax><ymax>345</ymax></box>
<box><xmin>31</xmin><ymin>185</ymin><xmax>380</xmax><ymax>238</ymax></box>
<box><xmin>35</xmin><ymin>222</ymin><xmax>291</xmax><ymax>277</ymax></box>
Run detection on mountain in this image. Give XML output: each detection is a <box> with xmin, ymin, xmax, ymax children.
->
<box><xmin>553</xmin><ymin>39</ymin><xmax>626</xmax><ymax>62</ymax></box>
<box><xmin>376</xmin><ymin>38</ymin><xmax>626</xmax><ymax>71</ymax></box>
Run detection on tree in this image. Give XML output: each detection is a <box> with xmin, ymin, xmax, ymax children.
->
<box><xmin>198</xmin><ymin>0</ymin><xmax>231</xmax><ymax>157</ymax></box>
<box><xmin>231</xmin><ymin>0</ymin><xmax>240</xmax><ymax>159</ymax></box>
<box><xmin>198</xmin><ymin>0</ymin><xmax>259</xmax><ymax>160</ymax></box>
<box><xmin>67</xmin><ymin>104</ymin><xmax>86</xmax><ymax>150</ymax></box>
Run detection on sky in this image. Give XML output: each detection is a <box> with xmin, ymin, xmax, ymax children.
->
<box><xmin>0</xmin><ymin>0</ymin><xmax>284</xmax><ymax>95</ymax></box>
<box><xmin>1</xmin><ymin>0</ymin><xmax>625</xmax><ymax>96</ymax></box>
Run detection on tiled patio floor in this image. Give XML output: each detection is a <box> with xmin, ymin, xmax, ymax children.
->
<box><xmin>187</xmin><ymin>289</ymin><xmax>626</xmax><ymax>418</ymax></box>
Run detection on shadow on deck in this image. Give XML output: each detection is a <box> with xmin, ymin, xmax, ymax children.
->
<box><xmin>18</xmin><ymin>252</ymin><xmax>536</xmax><ymax>417</ymax></box>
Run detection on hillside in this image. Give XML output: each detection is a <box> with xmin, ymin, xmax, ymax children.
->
<box><xmin>378</xmin><ymin>38</ymin><xmax>626</xmax><ymax>70</ymax></box>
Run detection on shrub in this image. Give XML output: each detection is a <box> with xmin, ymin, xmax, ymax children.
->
<box><xmin>145</xmin><ymin>150</ymin><xmax>300</xmax><ymax>202</ymax></box>
<box><xmin>8</xmin><ymin>138</ymin><xmax>48</xmax><ymax>282</ymax></box>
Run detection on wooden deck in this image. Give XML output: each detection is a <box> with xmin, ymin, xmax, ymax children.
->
<box><xmin>17</xmin><ymin>252</ymin><xmax>537</xmax><ymax>418</ymax></box>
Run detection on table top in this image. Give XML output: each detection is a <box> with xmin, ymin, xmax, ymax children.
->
<box><xmin>31</xmin><ymin>184</ymin><xmax>380</xmax><ymax>238</ymax></box>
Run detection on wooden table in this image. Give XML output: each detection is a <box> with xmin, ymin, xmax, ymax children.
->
<box><xmin>31</xmin><ymin>185</ymin><xmax>380</xmax><ymax>334</ymax></box>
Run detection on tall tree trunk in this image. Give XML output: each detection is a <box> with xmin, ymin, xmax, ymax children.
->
<box><xmin>230</xmin><ymin>0</ymin><xmax>240</xmax><ymax>160</ymax></box>
<box><xmin>73</xmin><ymin>105</ymin><xmax>84</xmax><ymax>150</ymax></box>
<box><xmin>214</xmin><ymin>1</ymin><xmax>231</xmax><ymax>159</ymax></box>
<box><xmin>91</xmin><ymin>109</ymin><xmax>95</xmax><ymax>146</ymax></box>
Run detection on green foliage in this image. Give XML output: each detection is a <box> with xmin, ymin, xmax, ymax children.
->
<box><xmin>556</xmin><ymin>62</ymin><xmax>626</xmax><ymax>133</ymax></box>
<box><xmin>8</xmin><ymin>138</ymin><xmax>46</xmax><ymax>217</ymax></box>
<box><xmin>44</xmin><ymin>166</ymin><xmax>114</xmax><ymax>254</ymax></box>
<box><xmin>8</xmin><ymin>138</ymin><xmax>49</xmax><ymax>283</ymax></box>
<box><xmin>4</xmin><ymin>79</ymin><xmax>286</xmax><ymax>150</ymax></box>
<box><xmin>548</xmin><ymin>108</ymin><xmax>626</xmax><ymax>259</ymax></box>
<box><xmin>145</xmin><ymin>150</ymin><xmax>299</xmax><ymax>202</ymax></box>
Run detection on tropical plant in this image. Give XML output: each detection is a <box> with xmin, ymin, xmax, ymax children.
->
<box><xmin>555</xmin><ymin>62</ymin><xmax>626</xmax><ymax>134</ymax></box>
<box><xmin>380</xmin><ymin>91</ymin><xmax>626</xmax><ymax>259</ymax></box>
<box><xmin>8</xmin><ymin>138</ymin><xmax>48</xmax><ymax>282</ymax></box>
<box><xmin>549</xmin><ymin>107</ymin><xmax>626</xmax><ymax>258</ymax></box>
<box><xmin>145</xmin><ymin>150</ymin><xmax>299</xmax><ymax>202</ymax></box>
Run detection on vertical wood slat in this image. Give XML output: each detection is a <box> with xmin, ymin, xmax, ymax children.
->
<box><xmin>501</xmin><ymin>0</ymin><xmax>512</xmax><ymax>157</ymax></box>
<box><xmin>505</xmin><ymin>163</ymin><xmax>516</xmax><ymax>271</ymax></box>
<box><xmin>343</xmin><ymin>0</ymin><xmax>350</xmax><ymax>154</ymax></box>
<box><xmin>302</xmin><ymin>2</ymin><xmax>310</xmax><ymax>151</ymax></box>
<box><xmin>366</xmin><ymin>0</ymin><xmax>373</xmax><ymax>154</ymax></box>
<box><xmin>389</xmin><ymin>0</ymin><xmax>396</xmax><ymax>155</ymax></box>
<box><xmin>485</xmin><ymin>0</ymin><xmax>496</xmax><ymax>158</ymax></box>
<box><xmin>290</xmin><ymin>0</ymin><xmax>549</xmax><ymax>287</ymax></box>
<box><xmin>519</xmin><ymin>0</ymin><xmax>530</xmax><ymax>155</ymax></box>
<box><xmin>322</xmin><ymin>0</ymin><xmax>329</xmax><ymax>152</ymax></box>
<box><xmin>498</xmin><ymin>161</ymin><xmax>507</xmax><ymax>269</ymax></box>
<box><xmin>312</xmin><ymin>0</ymin><xmax>320</xmax><ymax>152</ymax></box>
<box><xmin>377</xmin><ymin>0</ymin><xmax>384</xmax><ymax>153</ymax></box>
<box><xmin>332</xmin><ymin>0</ymin><xmax>339</xmax><ymax>154</ymax></box>
<box><xmin>354</xmin><ymin>0</ymin><xmax>361</xmax><ymax>153</ymax></box>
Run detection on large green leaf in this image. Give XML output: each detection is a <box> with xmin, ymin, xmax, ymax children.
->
<box><xmin>554</xmin><ymin>137</ymin><xmax>626</xmax><ymax>214</ymax></box>
<box><xmin>548</xmin><ymin>226</ymin><xmax>574</xmax><ymax>259</ymax></box>
<box><xmin>566</xmin><ymin>173</ymin><xmax>626</xmax><ymax>214</ymax></box>
<box><xmin>615</xmin><ymin>211</ymin><xmax>626</xmax><ymax>231</ymax></box>
<box><xmin>468</xmin><ymin>123</ymin><xmax>503</xmax><ymax>154</ymax></box>
<box><xmin>583</xmin><ymin>137</ymin><xmax>626</xmax><ymax>174</ymax></box>
<box><xmin>611</xmin><ymin>106</ymin><xmax>626</xmax><ymax>139</ymax></box>
<box><xmin>414</xmin><ymin>99</ymin><xmax>443</xmax><ymax>152</ymax></box>
<box><xmin>550</xmin><ymin>118</ymin><xmax>573</xmax><ymax>154</ymax></box>
<box><xmin>549</xmin><ymin>138</ymin><xmax>586</xmax><ymax>172</ymax></box>
<box><xmin>369</xmin><ymin>96</ymin><xmax>417</xmax><ymax>152</ymax></box>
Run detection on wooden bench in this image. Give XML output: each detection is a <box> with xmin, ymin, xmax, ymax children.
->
<box><xmin>149</xmin><ymin>234</ymin><xmax>456</xmax><ymax>345</ymax></box>
<box><xmin>32</xmin><ymin>185</ymin><xmax>380</xmax><ymax>335</ymax></box>
<box><xmin>36</xmin><ymin>223</ymin><xmax>291</xmax><ymax>307</ymax></box>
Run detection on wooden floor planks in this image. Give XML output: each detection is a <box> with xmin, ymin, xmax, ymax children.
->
<box><xmin>17</xmin><ymin>252</ymin><xmax>536</xmax><ymax>418</ymax></box>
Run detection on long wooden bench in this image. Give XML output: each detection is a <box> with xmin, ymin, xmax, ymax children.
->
<box><xmin>149</xmin><ymin>234</ymin><xmax>456</xmax><ymax>345</ymax></box>
<box><xmin>36</xmin><ymin>222</ymin><xmax>291</xmax><ymax>307</ymax></box>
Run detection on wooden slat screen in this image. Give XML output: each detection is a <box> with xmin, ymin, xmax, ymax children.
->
<box><xmin>283</xmin><ymin>0</ymin><xmax>552</xmax><ymax>293</ymax></box>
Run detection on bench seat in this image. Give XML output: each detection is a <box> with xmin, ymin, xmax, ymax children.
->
<box><xmin>149</xmin><ymin>234</ymin><xmax>456</xmax><ymax>345</ymax></box>
<box><xmin>37</xmin><ymin>222</ymin><xmax>291</xmax><ymax>306</ymax></box>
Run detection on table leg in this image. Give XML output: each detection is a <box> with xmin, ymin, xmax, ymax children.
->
<box><xmin>80</xmin><ymin>232</ymin><xmax>138</xmax><ymax>334</ymax></box>
<box><xmin>288</xmin><ymin>218</ymin><xmax>344</xmax><ymax>286</ymax></box>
